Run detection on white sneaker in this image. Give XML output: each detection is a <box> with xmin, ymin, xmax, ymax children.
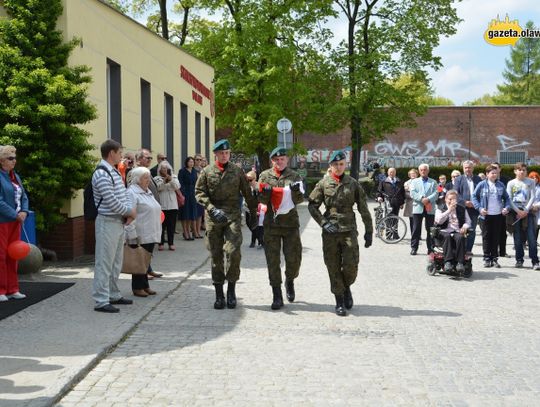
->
<box><xmin>0</xmin><ymin>294</ymin><xmax>8</xmax><ymax>302</ymax></box>
<box><xmin>7</xmin><ymin>292</ymin><xmax>26</xmax><ymax>300</ymax></box>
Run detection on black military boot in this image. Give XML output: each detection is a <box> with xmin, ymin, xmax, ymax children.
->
<box><xmin>226</xmin><ymin>282</ymin><xmax>237</xmax><ymax>309</ymax></box>
<box><xmin>285</xmin><ymin>279</ymin><xmax>295</xmax><ymax>302</ymax></box>
<box><xmin>214</xmin><ymin>284</ymin><xmax>225</xmax><ymax>310</ymax></box>
<box><xmin>335</xmin><ymin>295</ymin><xmax>347</xmax><ymax>316</ymax></box>
<box><xmin>344</xmin><ymin>286</ymin><xmax>353</xmax><ymax>310</ymax></box>
<box><xmin>271</xmin><ymin>286</ymin><xmax>284</xmax><ymax>310</ymax></box>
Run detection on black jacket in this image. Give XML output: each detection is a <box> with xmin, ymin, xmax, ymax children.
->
<box><xmin>377</xmin><ymin>176</ymin><xmax>405</xmax><ymax>208</ymax></box>
<box><xmin>453</xmin><ymin>174</ymin><xmax>482</xmax><ymax>216</ymax></box>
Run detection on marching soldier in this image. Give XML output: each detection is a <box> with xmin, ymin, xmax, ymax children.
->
<box><xmin>195</xmin><ymin>139</ymin><xmax>257</xmax><ymax>309</ymax></box>
<box><xmin>308</xmin><ymin>150</ymin><xmax>373</xmax><ymax>316</ymax></box>
<box><xmin>258</xmin><ymin>147</ymin><xmax>304</xmax><ymax>310</ymax></box>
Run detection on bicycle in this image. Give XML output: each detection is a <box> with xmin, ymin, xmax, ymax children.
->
<box><xmin>374</xmin><ymin>198</ymin><xmax>407</xmax><ymax>244</ymax></box>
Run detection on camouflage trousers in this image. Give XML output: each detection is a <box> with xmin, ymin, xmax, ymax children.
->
<box><xmin>322</xmin><ymin>230</ymin><xmax>359</xmax><ymax>295</ymax></box>
<box><xmin>205</xmin><ymin>217</ymin><xmax>243</xmax><ymax>284</ymax></box>
<box><xmin>263</xmin><ymin>227</ymin><xmax>302</xmax><ymax>287</ymax></box>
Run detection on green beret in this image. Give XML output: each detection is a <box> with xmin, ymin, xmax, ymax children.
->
<box><xmin>329</xmin><ymin>150</ymin><xmax>346</xmax><ymax>163</ymax></box>
<box><xmin>213</xmin><ymin>139</ymin><xmax>231</xmax><ymax>152</ymax></box>
<box><xmin>270</xmin><ymin>146</ymin><xmax>288</xmax><ymax>158</ymax></box>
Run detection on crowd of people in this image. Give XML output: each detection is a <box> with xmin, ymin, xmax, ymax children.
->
<box><xmin>87</xmin><ymin>138</ymin><xmax>375</xmax><ymax>317</ymax></box>
<box><xmin>90</xmin><ymin>140</ymin><xmax>213</xmax><ymax>312</ymax></box>
<box><xmin>375</xmin><ymin>160</ymin><xmax>540</xmax><ymax>272</ymax></box>
<box><xmin>4</xmin><ymin>137</ymin><xmax>539</xmax><ymax>317</ymax></box>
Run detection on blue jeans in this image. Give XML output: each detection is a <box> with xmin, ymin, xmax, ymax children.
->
<box><xmin>92</xmin><ymin>215</ymin><xmax>125</xmax><ymax>307</ymax></box>
<box><xmin>513</xmin><ymin>213</ymin><xmax>539</xmax><ymax>264</ymax></box>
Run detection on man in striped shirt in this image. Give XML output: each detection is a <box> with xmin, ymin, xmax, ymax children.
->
<box><xmin>92</xmin><ymin>140</ymin><xmax>136</xmax><ymax>313</ymax></box>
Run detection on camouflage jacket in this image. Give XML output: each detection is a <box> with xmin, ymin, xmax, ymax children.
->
<box><xmin>195</xmin><ymin>162</ymin><xmax>257</xmax><ymax>219</ymax></box>
<box><xmin>308</xmin><ymin>174</ymin><xmax>373</xmax><ymax>234</ymax></box>
<box><xmin>258</xmin><ymin>166</ymin><xmax>304</xmax><ymax>228</ymax></box>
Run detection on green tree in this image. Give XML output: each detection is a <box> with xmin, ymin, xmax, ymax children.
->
<box><xmin>104</xmin><ymin>0</ymin><xmax>130</xmax><ymax>13</ymax></box>
<box><xmin>392</xmin><ymin>74</ymin><xmax>454</xmax><ymax>106</ymax></box>
<box><xmin>333</xmin><ymin>0</ymin><xmax>460</xmax><ymax>178</ymax></box>
<box><xmin>465</xmin><ymin>93</ymin><xmax>498</xmax><ymax>106</ymax></box>
<box><xmin>0</xmin><ymin>0</ymin><xmax>97</xmax><ymax>231</ymax></box>
<box><xmin>496</xmin><ymin>21</ymin><xmax>540</xmax><ymax>104</ymax></box>
<box><xmin>185</xmin><ymin>0</ymin><xmax>343</xmax><ymax>169</ymax></box>
<box><xmin>128</xmin><ymin>0</ymin><xmax>171</xmax><ymax>40</ymax></box>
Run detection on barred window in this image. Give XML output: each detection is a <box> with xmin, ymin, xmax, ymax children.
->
<box><xmin>498</xmin><ymin>151</ymin><xmax>527</xmax><ymax>165</ymax></box>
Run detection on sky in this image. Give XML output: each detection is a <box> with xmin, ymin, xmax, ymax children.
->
<box><xmin>137</xmin><ymin>0</ymin><xmax>540</xmax><ymax>106</ymax></box>
<box><xmin>325</xmin><ymin>0</ymin><xmax>540</xmax><ymax>105</ymax></box>
<box><xmin>429</xmin><ymin>0</ymin><xmax>540</xmax><ymax>105</ymax></box>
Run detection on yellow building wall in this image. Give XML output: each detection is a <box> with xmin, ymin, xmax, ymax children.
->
<box><xmin>56</xmin><ymin>0</ymin><xmax>215</xmax><ymax>217</ymax></box>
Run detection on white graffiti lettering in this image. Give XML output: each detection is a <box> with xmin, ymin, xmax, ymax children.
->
<box><xmin>497</xmin><ymin>135</ymin><xmax>531</xmax><ymax>151</ymax></box>
<box><xmin>374</xmin><ymin>142</ymin><xmax>421</xmax><ymax>156</ymax></box>
<box><xmin>374</xmin><ymin>139</ymin><xmax>480</xmax><ymax>158</ymax></box>
<box><xmin>306</xmin><ymin>150</ymin><xmax>354</xmax><ymax>163</ymax></box>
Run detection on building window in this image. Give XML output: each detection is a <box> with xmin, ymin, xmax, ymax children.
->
<box><xmin>140</xmin><ymin>79</ymin><xmax>151</xmax><ymax>149</ymax></box>
<box><xmin>499</xmin><ymin>150</ymin><xmax>527</xmax><ymax>165</ymax></box>
<box><xmin>106</xmin><ymin>58</ymin><xmax>121</xmax><ymax>142</ymax></box>
<box><xmin>195</xmin><ymin>111</ymin><xmax>201</xmax><ymax>155</ymax></box>
<box><xmin>205</xmin><ymin>117</ymin><xmax>210</xmax><ymax>158</ymax></box>
<box><xmin>164</xmin><ymin>93</ymin><xmax>174</xmax><ymax>168</ymax></box>
<box><xmin>180</xmin><ymin>103</ymin><xmax>188</xmax><ymax>164</ymax></box>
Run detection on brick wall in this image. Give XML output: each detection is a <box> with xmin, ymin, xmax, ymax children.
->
<box><xmin>297</xmin><ymin>106</ymin><xmax>540</xmax><ymax>166</ymax></box>
<box><xmin>40</xmin><ymin>216</ymin><xmax>89</xmax><ymax>260</ymax></box>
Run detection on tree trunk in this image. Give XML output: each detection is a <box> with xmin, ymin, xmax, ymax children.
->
<box><xmin>179</xmin><ymin>7</ymin><xmax>190</xmax><ymax>46</ymax></box>
<box><xmin>257</xmin><ymin>148</ymin><xmax>270</xmax><ymax>172</ymax></box>
<box><xmin>350</xmin><ymin>114</ymin><xmax>362</xmax><ymax>180</ymax></box>
<box><xmin>158</xmin><ymin>0</ymin><xmax>169</xmax><ymax>40</ymax></box>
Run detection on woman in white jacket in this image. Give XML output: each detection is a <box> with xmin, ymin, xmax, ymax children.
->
<box><xmin>125</xmin><ymin>167</ymin><xmax>162</xmax><ymax>297</ymax></box>
<box><xmin>154</xmin><ymin>161</ymin><xmax>180</xmax><ymax>251</ymax></box>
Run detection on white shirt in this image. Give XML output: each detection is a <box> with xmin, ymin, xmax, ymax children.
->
<box><xmin>466</xmin><ymin>177</ymin><xmax>474</xmax><ymax>198</ymax></box>
<box><xmin>11</xmin><ymin>181</ymin><xmax>22</xmax><ymax>213</ymax></box>
<box><xmin>487</xmin><ymin>180</ymin><xmax>502</xmax><ymax>215</ymax></box>
<box><xmin>125</xmin><ymin>184</ymin><xmax>162</xmax><ymax>244</ymax></box>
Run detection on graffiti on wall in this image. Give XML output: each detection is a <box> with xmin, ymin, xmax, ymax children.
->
<box><xmin>373</xmin><ymin>139</ymin><xmax>479</xmax><ymax>158</ymax></box>
<box><xmin>497</xmin><ymin>135</ymin><xmax>531</xmax><ymax>151</ymax></box>
<box><xmin>306</xmin><ymin>149</ymin><xmax>353</xmax><ymax>163</ymax></box>
<box><xmin>368</xmin><ymin>134</ymin><xmax>535</xmax><ymax>165</ymax></box>
<box><xmin>231</xmin><ymin>152</ymin><xmax>256</xmax><ymax>171</ymax></box>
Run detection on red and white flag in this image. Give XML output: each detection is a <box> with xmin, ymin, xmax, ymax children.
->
<box><xmin>259</xmin><ymin>182</ymin><xmax>304</xmax><ymax>218</ymax></box>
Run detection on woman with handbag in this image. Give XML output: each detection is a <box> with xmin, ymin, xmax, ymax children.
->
<box><xmin>154</xmin><ymin>161</ymin><xmax>180</xmax><ymax>251</ymax></box>
<box><xmin>125</xmin><ymin>167</ymin><xmax>162</xmax><ymax>297</ymax></box>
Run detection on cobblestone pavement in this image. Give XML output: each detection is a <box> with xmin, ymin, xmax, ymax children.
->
<box><xmin>54</xmin><ymin>203</ymin><xmax>540</xmax><ymax>406</ymax></box>
<box><xmin>0</xmin><ymin>224</ymin><xmax>208</xmax><ymax>407</ymax></box>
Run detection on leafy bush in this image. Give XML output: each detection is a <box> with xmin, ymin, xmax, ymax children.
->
<box><xmin>0</xmin><ymin>0</ymin><xmax>97</xmax><ymax>231</ymax></box>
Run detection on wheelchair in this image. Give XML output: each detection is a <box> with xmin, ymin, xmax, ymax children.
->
<box><xmin>426</xmin><ymin>226</ymin><xmax>473</xmax><ymax>278</ymax></box>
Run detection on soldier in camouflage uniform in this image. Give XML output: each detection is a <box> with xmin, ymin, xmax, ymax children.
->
<box><xmin>308</xmin><ymin>150</ymin><xmax>373</xmax><ymax>316</ymax></box>
<box><xmin>195</xmin><ymin>139</ymin><xmax>257</xmax><ymax>310</ymax></box>
<box><xmin>258</xmin><ymin>147</ymin><xmax>304</xmax><ymax>310</ymax></box>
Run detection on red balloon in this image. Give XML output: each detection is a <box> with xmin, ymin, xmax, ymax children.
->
<box><xmin>160</xmin><ymin>211</ymin><xmax>165</xmax><ymax>223</ymax></box>
<box><xmin>7</xmin><ymin>240</ymin><xmax>31</xmax><ymax>260</ymax></box>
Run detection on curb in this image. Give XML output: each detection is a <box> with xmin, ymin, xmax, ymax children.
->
<box><xmin>50</xmin><ymin>255</ymin><xmax>210</xmax><ymax>407</ymax></box>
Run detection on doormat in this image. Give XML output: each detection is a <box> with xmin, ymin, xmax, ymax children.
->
<box><xmin>0</xmin><ymin>281</ymin><xmax>75</xmax><ymax>322</ymax></box>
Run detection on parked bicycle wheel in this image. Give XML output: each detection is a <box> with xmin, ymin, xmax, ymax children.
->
<box><xmin>376</xmin><ymin>215</ymin><xmax>407</xmax><ymax>244</ymax></box>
